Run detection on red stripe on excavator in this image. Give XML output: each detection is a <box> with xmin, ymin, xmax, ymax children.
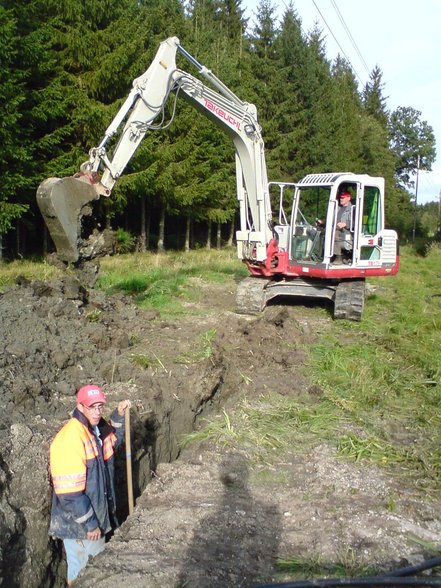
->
<box><xmin>246</xmin><ymin>254</ymin><xmax>400</xmax><ymax>279</ymax></box>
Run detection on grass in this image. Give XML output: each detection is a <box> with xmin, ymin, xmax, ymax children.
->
<box><xmin>304</xmin><ymin>245</ymin><xmax>441</xmax><ymax>489</ymax></box>
<box><xmin>179</xmin><ymin>245</ymin><xmax>441</xmax><ymax>494</ymax></box>
<box><xmin>0</xmin><ymin>258</ymin><xmax>62</xmax><ymax>290</ymax></box>
<box><xmin>179</xmin><ymin>393</ymin><xmax>340</xmax><ymax>463</ymax></box>
<box><xmin>175</xmin><ymin>328</ymin><xmax>217</xmax><ymax>364</ymax></box>
<box><xmin>98</xmin><ymin>249</ymin><xmax>247</xmax><ymax>314</ymax></box>
<box><xmin>275</xmin><ymin>536</ymin><xmax>441</xmax><ymax>581</ymax></box>
<box><xmin>276</xmin><ymin>549</ymin><xmax>375</xmax><ymax>579</ymax></box>
<box><xmin>129</xmin><ymin>328</ymin><xmax>217</xmax><ymax>370</ymax></box>
<box><xmin>0</xmin><ymin>248</ymin><xmax>247</xmax><ymax>312</ymax></box>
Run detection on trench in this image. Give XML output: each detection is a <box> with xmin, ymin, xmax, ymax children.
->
<box><xmin>113</xmin><ymin>377</ymin><xmax>224</xmax><ymax>527</ymax></box>
<box><xmin>1</xmin><ymin>365</ymin><xmax>226</xmax><ymax>588</ymax></box>
<box><xmin>1</xmin><ymin>276</ymin><xmax>305</xmax><ymax>588</ymax></box>
<box><xmin>0</xmin><ymin>276</ymin><xmax>232</xmax><ymax>588</ymax></box>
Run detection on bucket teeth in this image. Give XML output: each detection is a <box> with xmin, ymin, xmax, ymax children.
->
<box><xmin>37</xmin><ymin>177</ymin><xmax>99</xmax><ymax>263</ymax></box>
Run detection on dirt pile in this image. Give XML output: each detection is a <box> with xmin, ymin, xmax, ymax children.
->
<box><xmin>0</xmin><ymin>275</ymin><xmax>440</xmax><ymax>587</ymax></box>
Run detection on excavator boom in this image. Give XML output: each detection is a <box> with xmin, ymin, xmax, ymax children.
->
<box><xmin>37</xmin><ymin>36</ymin><xmax>272</xmax><ymax>264</ymax></box>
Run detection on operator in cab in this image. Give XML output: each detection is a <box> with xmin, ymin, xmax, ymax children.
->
<box><xmin>333</xmin><ymin>191</ymin><xmax>353</xmax><ymax>264</ymax></box>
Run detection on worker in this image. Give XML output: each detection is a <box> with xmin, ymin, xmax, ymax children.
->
<box><xmin>49</xmin><ymin>384</ymin><xmax>131</xmax><ymax>585</ymax></box>
<box><xmin>333</xmin><ymin>191</ymin><xmax>353</xmax><ymax>264</ymax></box>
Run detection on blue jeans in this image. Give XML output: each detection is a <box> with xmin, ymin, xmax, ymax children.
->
<box><xmin>63</xmin><ymin>537</ymin><xmax>105</xmax><ymax>583</ymax></box>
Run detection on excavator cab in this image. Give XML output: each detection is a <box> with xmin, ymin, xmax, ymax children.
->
<box><xmin>289</xmin><ymin>173</ymin><xmax>398</xmax><ymax>271</ymax></box>
<box><xmin>238</xmin><ymin>173</ymin><xmax>398</xmax><ymax>321</ymax></box>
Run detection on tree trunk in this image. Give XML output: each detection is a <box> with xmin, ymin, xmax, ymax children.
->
<box><xmin>216</xmin><ymin>222</ymin><xmax>221</xmax><ymax>250</ymax></box>
<box><xmin>227</xmin><ymin>217</ymin><xmax>235</xmax><ymax>247</ymax></box>
<box><xmin>16</xmin><ymin>222</ymin><xmax>21</xmax><ymax>258</ymax></box>
<box><xmin>157</xmin><ymin>206</ymin><xmax>165</xmax><ymax>252</ymax></box>
<box><xmin>184</xmin><ymin>217</ymin><xmax>191</xmax><ymax>252</ymax></box>
<box><xmin>205</xmin><ymin>221</ymin><xmax>212</xmax><ymax>250</ymax></box>
<box><xmin>0</xmin><ymin>233</ymin><xmax>3</xmax><ymax>261</ymax></box>
<box><xmin>139</xmin><ymin>196</ymin><xmax>147</xmax><ymax>252</ymax></box>
<box><xmin>145</xmin><ymin>214</ymin><xmax>150</xmax><ymax>251</ymax></box>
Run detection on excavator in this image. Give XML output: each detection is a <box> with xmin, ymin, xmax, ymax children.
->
<box><xmin>37</xmin><ymin>36</ymin><xmax>399</xmax><ymax>321</ymax></box>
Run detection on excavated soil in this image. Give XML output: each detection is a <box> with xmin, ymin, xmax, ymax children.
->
<box><xmin>0</xmin><ymin>272</ymin><xmax>440</xmax><ymax>587</ymax></box>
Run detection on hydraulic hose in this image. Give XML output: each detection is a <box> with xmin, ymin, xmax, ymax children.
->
<box><xmin>254</xmin><ymin>555</ymin><xmax>441</xmax><ymax>587</ymax></box>
<box><xmin>383</xmin><ymin>556</ymin><xmax>441</xmax><ymax>577</ymax></box>
<box><xmin>254</xmin><ymin>576</ymin><xmax>441</xmax><ymax>587</ymax></box>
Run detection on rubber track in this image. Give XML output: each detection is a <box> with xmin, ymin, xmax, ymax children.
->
<box><xmin>333</xmin><ymin>280</ymin><xmax>365</xmax><ymax>321</ymax></box>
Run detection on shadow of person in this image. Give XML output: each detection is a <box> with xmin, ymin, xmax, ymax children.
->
<box><xmin>177</xmin><ymin>451</ymin><xmax>281</xmax><ymax>587</ymax></box>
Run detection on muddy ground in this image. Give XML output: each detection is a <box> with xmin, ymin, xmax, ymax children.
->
<box><xmin>0</xmin><ymin>271</ymin><xmax>441</xmax><ymax>587</ymax></box>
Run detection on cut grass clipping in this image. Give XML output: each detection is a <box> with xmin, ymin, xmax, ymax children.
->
<box><xmin>179</xmin><ymin>392</ymin><xmax>339</xmax><ymax>462</ymax></box>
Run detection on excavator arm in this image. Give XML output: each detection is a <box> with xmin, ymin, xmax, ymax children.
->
<box><xmin>37</xmin><ymin>36</ymin><xmax>273</xmax><ymax>264</ymax></box>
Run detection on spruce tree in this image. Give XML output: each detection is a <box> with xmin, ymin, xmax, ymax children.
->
<box><xmin>362</xmin><ymin>65</ymin><xmax>389</xmax><ymax>128</ymax></box>
<box><xmin>0</xmin><ymin>6</ymin><xmax>29</xmax><ymax>252</ymax></box>
<box><xmin>329</xmin><ymin>56</ymin><xmax>364</xmax><ymax>172</ymax></box>
<box><xmin>270</xmin><ymin>5</ymin><xmax>309</xmax><ymax>181</ymax></box>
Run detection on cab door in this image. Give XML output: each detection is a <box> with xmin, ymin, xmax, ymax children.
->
<box><xmin>354</xmin><ymin>183</ymin><xmax>385</xmax><ymax>266</ymax></box>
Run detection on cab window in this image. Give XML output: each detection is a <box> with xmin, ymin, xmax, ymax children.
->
<box><xmin>362</xmin><ymin>187</ymin><xmax>381</xmax><ymax>236</ymax></box>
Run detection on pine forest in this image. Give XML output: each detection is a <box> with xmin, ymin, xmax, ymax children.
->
<box><xmin>0</xmin><ymin>0</ymin><xmax>437</xmax><ymax>259</ymax></box>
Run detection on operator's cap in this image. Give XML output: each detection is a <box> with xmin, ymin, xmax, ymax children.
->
<box><xmin>77</xmin><ymin>384</ymin><xmax>106</xmax><ymax>407</ymax></box>
<box><xmin>338</xmin><ymin>191</ymin><xmax>352</xmax><ymax>199</ymax></box>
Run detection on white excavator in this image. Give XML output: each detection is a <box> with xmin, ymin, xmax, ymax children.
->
<box><xmin>37</xmin><ymin>36</ymin><xmax>399</xmax><ymax>321</ymax></box>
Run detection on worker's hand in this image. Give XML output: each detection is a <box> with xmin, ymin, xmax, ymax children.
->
<box><xmin>117</xmin><ymin>399</ymin><xmax>132</xmax><ymax>416</ymax></box>
<box><xmin>337</xmin><ymin>222</ymin><xmax>346</xmax><ymax>229</ymax></box>
<box><xmin>87</xmin><ymin>527</ymin><xmax>101</xmax><ymax>541</ymax></box>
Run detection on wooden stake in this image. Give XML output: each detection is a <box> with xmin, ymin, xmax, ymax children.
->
<box><xmin>125</xmin><ymin>408</ymin><xmax>134</xmax><ymax>515</ymax></box>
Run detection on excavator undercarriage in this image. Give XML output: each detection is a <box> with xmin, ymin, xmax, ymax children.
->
<box><xmin>236</xmin><ymin>276</ymin><xmax>366</xmax><ymax>321</ymax></box>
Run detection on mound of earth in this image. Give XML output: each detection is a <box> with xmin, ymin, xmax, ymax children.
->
<box><xmin>0</xmin><ymin>274</ymin><xmax>440</xmax><ymax>587</ymax></box>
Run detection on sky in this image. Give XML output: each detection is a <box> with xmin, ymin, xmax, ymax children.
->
<box><xmin>242</xmin><ymin>0</ymin><xmax>441</xmax><ymax>205</ymax></box>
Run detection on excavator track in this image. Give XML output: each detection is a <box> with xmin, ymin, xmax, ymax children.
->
<box><xmin>236</xmin><ymin>277</ymin><xmax>271</xmax><ymax>315</ymax></box>
<box><xmin>333</xmin><ymin>279</ymin><xmax>365</xmax><ymax>321</ymax></box>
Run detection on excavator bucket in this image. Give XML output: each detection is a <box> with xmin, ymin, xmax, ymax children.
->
<box><xmin>37</xmin><ymin>177</ymin><xmax>99</xmax><ymax>263</ymax></box>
